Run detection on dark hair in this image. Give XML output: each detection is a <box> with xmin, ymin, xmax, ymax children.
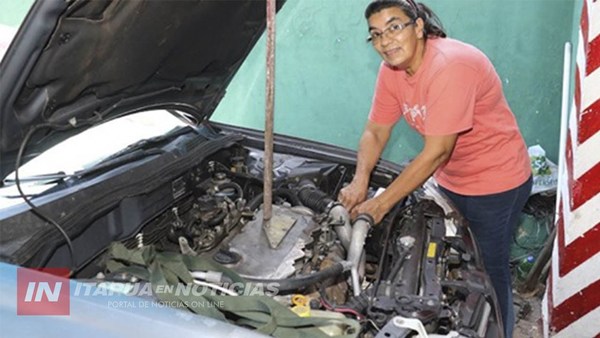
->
<box><xmin>364</xmin><ymin>0</ymin><xmax>447</xmax><ymax>40</ymax></box>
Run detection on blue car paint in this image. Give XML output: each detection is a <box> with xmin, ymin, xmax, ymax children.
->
<box><xmin>0</xmin><ymin>262</ymin><xmax>267</xmax><ymax>338</ymax></box>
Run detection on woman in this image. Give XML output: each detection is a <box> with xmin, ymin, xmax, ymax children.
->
<box><xmin>338</xmin><ymin>1</ymin><xmax>532</xmax><ymax>336</ymax></box>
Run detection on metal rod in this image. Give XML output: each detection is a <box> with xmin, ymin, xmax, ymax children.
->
<box><xmin>525</xmin><ymin>42</ymin><xmax>572</xmax><ymax>296</ymax></box>
<box><xmin>554</xmin><ymin>42</ymin><xmax>571</xmax><ymax>225</ymax></box>
<box><xmin>519</xmin><ymin>226</ymin><xmax>557</xmax><ymax>293</ymax></box>
<box><xmin>263</xmin><ymin>0</ymin><xmax>276</xmax><ymax>223</ymax></box>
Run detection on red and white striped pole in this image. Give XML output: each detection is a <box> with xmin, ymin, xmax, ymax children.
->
<box><xmin>544</xmin><ymin>1</ymin><xmax>600</xmax><ymax>336</ymax></box>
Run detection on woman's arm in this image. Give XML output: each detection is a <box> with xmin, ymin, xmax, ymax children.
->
<box><xmin>338</xmin><ymin>120</ymin><xmax>395</xmax><ymax>211</ymax></box>
<box><xmin>352</xmin><ymin>133</ymin><xmax>457</xmax><ymax>222</ymax></box>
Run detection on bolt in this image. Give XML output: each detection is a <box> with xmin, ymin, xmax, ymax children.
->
<box><xmin>59</xmin><ymin>32</ymin><xmax>71</xmax><ymax>44</ymax></box>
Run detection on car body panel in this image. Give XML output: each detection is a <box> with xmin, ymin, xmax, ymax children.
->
<box><xmin>0</xmin><ymin>262</ymin><xmax>267</xmax><ymax>338</ymax></box>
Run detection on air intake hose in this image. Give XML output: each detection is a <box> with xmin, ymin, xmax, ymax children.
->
<box><xmin>349</xmin><ymin>214</ymin><xmax>374</xmax><ymax>296</ymax></box>
<box><xmin>297</xmin><ymin>180</ymin><xmax>334</xmax><ymax>213</ymax></box>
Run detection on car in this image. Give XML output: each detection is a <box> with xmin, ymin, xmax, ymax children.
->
<box><xmin>0</xmin><ymin>1</ymin><xmax>502</xmax><ymax>337</ymax></box>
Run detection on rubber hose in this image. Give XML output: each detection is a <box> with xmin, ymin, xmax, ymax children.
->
<box><xmin>204</xmin><ymin>209</ymin><xmax>227</xmax><ymax>227</ymax></box>
<box><xmin>247</xmin><ymin>188</ymin><xmax>300</xmax><ymax>211</ymax></box>
<box><xmin>216</xmin><ymin>182</ymin><xmax>243</xmax><ymax>200</ymax></box>
<box><xmin>244</xmin><ymin>262</ymin><xmax>347</xmax><ymax>293</ymax></box>
<box><xmin>297</xmin><ymin>187</ymin><xmax>333</xmax><ymax>213</ymax></box>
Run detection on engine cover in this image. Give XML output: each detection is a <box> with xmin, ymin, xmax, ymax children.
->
<box><xmin>225</xmin><ymin>205</ymin><xmax>319</xmax><ymax>279</ymax></box>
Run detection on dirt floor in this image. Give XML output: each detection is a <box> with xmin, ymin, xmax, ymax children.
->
<box><xmin>513</xmin><ymin>291</ymin><xmax>544</xmax><ymax>338</ymax></box>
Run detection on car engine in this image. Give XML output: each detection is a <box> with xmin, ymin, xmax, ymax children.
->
<box><xmin>0</xmin><ymin>129</ymin><xmax>502</xmax><ymax>338</ymax></box>
<box><xmin>110</xmin><ymin>145</ymin><xmax>502</xmax><ymax>338</ymax></box>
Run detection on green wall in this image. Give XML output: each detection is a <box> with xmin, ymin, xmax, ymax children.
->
<box><xmin>1</xmin><ymin>0</ymin><xmax>576</xmax><ymax>163</ymax></box>
<box><xmin>0</xmin><ymin>0</ymin><xmax>34</xmax><ymax>27</ymax></box>
<box><xmin>213</xmin><ymin>0</ymin><xmax>576</xmax><ymax>164</ymax></box>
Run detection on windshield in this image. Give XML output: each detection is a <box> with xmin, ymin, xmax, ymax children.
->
<box><xmin>0</xmin><ymin>110</ymin><xmax>187</xmax><ymax>209</ymax></box>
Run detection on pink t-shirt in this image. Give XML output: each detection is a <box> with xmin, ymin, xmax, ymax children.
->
<box><xmin>369</xmin><ymin>38</ymin><xmax>531</xmax><ymax>195</ymax></box>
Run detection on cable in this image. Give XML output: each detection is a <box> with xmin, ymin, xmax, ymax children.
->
<box><xmin>331</xmin><ymin>166</ymin><xmax>347</xmax><ymax>199</ymax></box>
<box><xmin>192</xmin><ymin>280</ymin><xmax>238</xmax><ymax>296</ymax></box>
<box><xmin>320</xmin><ymin>297</ymin><xmax>364</xmax><ymax>320</ymax></box>
<box><xmin>15</xmin><ymin>124</ymin><xmax>76</xmax><ymax>274</ymax></box>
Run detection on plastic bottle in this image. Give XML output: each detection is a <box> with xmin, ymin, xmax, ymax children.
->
<box><xmin>517</xmin><ymin>255</ymin><xmax>535</xmax><ymax>281</ymax></box>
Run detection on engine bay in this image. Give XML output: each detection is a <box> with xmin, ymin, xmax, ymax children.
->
<box><xmin>0</xmin><ymin>127</ymin><xmax>502</xmax><ymax>338</ymax></box>
<box><xmin>96</xmin><ymin>143</ymin><xmax>502</xmax><ymax>338</ymax></box>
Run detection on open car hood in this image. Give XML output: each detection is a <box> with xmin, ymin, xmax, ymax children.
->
<box><xmin>0</xmin><ymin>0</ymin><xmax>282</xmax><ymax>179</ymax></box>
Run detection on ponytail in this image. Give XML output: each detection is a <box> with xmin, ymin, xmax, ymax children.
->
<box><xmin>364</xmin><ymin>0</ymin><xmax>447</xmax><ymax>40</ymax></box>
<box><xmin>414</xmin><ymin>2</ymin><xmax>447</xmax><ymax>39</ymax></box>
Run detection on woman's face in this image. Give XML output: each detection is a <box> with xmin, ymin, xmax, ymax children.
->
<box><xmin>367</xmin><ymin>7</ymin><xmax>424</xmax><ymax>72</ymax></box>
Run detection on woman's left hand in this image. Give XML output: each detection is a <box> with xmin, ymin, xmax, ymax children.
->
<box><xmin>351</xmin><ymin>197</ymin><xmax>390</xmax><ymax>224</ymax></box>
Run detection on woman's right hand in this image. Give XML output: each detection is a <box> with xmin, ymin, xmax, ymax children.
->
<box><xmin>338</xmin><ymin>180</ymin><xmax>368</xmax><ymax>212</ymax></box>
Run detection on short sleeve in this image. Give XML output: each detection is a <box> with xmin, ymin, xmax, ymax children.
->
<box><xmin>423</xmin><ymin>63</ymin><xmax>478</xmax><ymax>135</ymax></box>
<box><xmin>368</xmin><ymin>63</ymin><xmax>402</xmax><ymax>125</ymax></box>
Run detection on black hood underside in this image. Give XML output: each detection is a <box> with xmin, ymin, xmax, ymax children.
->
<box><xmin>1</xmin><ymin>0</ymin><xmax>283</xmax><ymax>179</ymax></box>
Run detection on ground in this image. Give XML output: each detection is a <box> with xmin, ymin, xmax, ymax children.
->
<box><xmin>514</xmin><ymin>291</ymin><xmax>544</xmax><ymax>338</ymax></box>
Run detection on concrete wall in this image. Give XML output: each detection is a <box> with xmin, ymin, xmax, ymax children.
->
<box><xmin>213</xmin><ymin>0</ymin><xmax>576</xmax><ymax>164</ymax></box>
<box><xmin>0</xmin><ymin>0</ymin><xmax>33</xmax><ymax>27</ymax></box>
<box><xmin>0</xmin><ymin>0</ymin><xmax>34</xmax><ymax>61</ymax></box>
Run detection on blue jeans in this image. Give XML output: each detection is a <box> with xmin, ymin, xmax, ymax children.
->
<box><xmin>439</xmin><ymin>176</ymin><xmax>532</xmax><ymax>338</ymax></box>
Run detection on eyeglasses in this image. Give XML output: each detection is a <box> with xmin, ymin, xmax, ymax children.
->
<box><xmin>366</xmin><ymin>20</ymin><xmax>415</xmax><ymax>44</ymax></box>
